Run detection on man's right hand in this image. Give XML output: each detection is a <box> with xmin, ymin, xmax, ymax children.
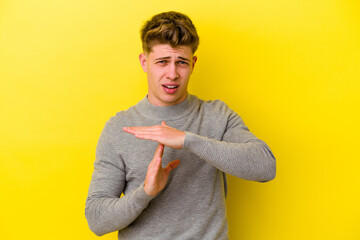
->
<box><xmin>144</xmin><ymin>144</ymin><xmax>181</xmax><ymax>196</ymax></box>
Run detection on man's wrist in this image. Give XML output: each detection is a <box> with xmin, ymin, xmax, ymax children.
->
<box><xmin>143</xmin><ymin>184</ymin><xmax>157</xmax><ymax>197</ymax></box>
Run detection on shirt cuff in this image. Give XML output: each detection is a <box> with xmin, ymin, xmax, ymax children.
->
<box><xmin>131</xmin><ymin>182</ymin><xmax>156</xmax><ymax>210</ymax></box>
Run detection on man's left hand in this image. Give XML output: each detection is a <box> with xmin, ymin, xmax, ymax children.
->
<box><xmin>123</xmin><ymin>121</ymin><xmax>185</xmax><ymax>149</ymax></box>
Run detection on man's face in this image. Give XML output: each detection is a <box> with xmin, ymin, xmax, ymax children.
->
<box><xmin>139</xmin><ymin>44</ymin><xmax>197</xmax><ymax>106</ymax></box>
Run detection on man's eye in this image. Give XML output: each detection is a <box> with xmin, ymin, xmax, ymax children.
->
<box><xmin>178</xmin><ymin>61</ymin><xmax>188</xmax><ymax>65</ymax></box>
<box><xmin>157</xmin><ymin>60</ymin><xmax>167</xmax><ymax>64</ymax></box>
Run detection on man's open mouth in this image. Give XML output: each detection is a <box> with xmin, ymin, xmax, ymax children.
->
<box><xmin>162</xmin><ymin>85</ymin><xmax>179</xmax><ymax>89</ymax></box>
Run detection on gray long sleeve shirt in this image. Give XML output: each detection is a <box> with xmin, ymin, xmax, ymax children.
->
<box><xmin>85</xmin><ymin>94</ymin><xmax>276</xmax><ymax>239</ymax></box>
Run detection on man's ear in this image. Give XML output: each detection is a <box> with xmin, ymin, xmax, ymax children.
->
<box><xmin>139</xmin><ymin>53</ymin><xmax>147</xmax><ymax>73</ymax></box>
<box><xmin>191</xmin><ymin>56</ymin><xmax>197</xmax><ymax>71</ymax></box>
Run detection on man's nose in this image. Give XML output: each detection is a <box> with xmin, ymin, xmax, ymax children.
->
<box><xmin>166</xmin><ymin>63</ymin><xmax>179</xmax><ymax>80</ymax></box>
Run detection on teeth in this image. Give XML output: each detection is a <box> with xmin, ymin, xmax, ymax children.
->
<box><xmin>164</xmin><ymin>85</ymin><xmax>177</xmax><ymax>89</ymax></box>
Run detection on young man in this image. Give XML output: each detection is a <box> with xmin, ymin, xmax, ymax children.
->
<box><xmin>85</xmin><ymin>11</ymin><xmax>276</xmax><ymax>239</ymax></box>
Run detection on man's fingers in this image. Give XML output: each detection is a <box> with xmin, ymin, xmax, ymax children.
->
<box><xmin>124</xmin><ymin>127</ymin><xmax>163</xmax><ymax>138</ymax></box>
<box><xmin>123</xmin><ymin>123</ymin><xmax>170</xmax><ymax>134</ymax></box>
<box><xmin>124</xmin><ymin>122</ymin><xmax>184</xmax><ymax>149</ymax></box>
<box><xmin>164</xmin><ymin>159</ymin><xmax>181</xmax><ymax>175</ymax></box>
<box><xmin>134</xmin><ymin>133</ymin><xmax>159</xmax><ymax>142</ymax></box>
<box><xmin>122</xmin><ymin>127</ymin><xmax>134</xmax><ymax>134</ymax></box>
<box><xmin>123</xmin><ymin>126</ymin><xmax>161</xmax><ymax>132</ymax></box>
<box><xmin>123</xmin><ymin>126</ymin><xmax>150</xmax><ymax>135</ymax></box>
<box><xmin>154</xmin><ymin>144</ymin><xmax>164</xmax><ymax>159</ymax></box>
<box><xmin>148</xmin><ymin>144</ymin><xmax>164</xmax><ymax>170</ymax></box>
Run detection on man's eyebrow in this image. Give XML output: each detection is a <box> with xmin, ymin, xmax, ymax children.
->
<box><xmin>178</xmin><ymin>56</ymin><xmax>190</xmax><ymax>62</ymax></box>
<box><xmin>154</xmin><ymin>56</ymin><xmax>191</xmax><ymax>62</ymax></box>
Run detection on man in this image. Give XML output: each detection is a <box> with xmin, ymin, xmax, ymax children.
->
<box><xmin>85</xmin><ymin>11</ymin><xmax>276</xmax><ymax>239</ymax></box>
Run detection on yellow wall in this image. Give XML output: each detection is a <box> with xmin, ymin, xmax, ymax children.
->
<box><xmin>1</xmin><ymin>0</ymin><xmax>359</xmax><ymax>239</ymax></box>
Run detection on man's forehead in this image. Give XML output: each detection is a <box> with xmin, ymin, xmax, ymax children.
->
<box><xmin>147</xmin><ymin>44</ymin><xmax>193</xmax><ymax>58</ymax></box>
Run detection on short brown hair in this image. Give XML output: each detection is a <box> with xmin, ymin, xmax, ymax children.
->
<box><xmin>140</xmin><ymin>11</ymin><xmax>200</xmax><ymax>54</ymax></box>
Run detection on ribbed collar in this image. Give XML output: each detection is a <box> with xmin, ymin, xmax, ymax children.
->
<box><xmin>135</xmin><ymin>94</ymin><xmax>199</xmax><ymax>121</ymax></box>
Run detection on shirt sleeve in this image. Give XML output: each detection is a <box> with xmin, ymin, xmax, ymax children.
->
<box><xmin>182</xmin><ymin>104</ymin><xmax>276</xmax><ymax>182</ymax></box>
<box><xmin>85</xmin><ymin>123</ymin><xmax>155</xmax><ymax>236</ymax></box>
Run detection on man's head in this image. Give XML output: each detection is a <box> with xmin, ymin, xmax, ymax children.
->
<box><xmin>139</xmin><ymin>11</ymin><xmax>199</xmax><ymax>106</ymax></box>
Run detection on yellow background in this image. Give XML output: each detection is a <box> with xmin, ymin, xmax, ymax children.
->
<box><xmin>1</xmin><ymin>0</ymin><xmax>359</xmax><ymax>239</ymax></box>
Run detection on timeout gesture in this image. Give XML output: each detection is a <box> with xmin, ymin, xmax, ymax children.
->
<box><xmin>123</xmin><ymin>121</ymin><xmax>183</xmax><ymax>196</ymax></box>
<box><xmin>142</xmin><ymin>144</ymin><xmax>180</xmax><ymax>196</ymax></box>
<box><xmin>123</xmin><ymin>121</ymin><xmax>185</xmax><ymax>149</ymax></box>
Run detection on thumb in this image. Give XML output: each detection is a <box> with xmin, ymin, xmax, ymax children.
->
<box><xmin>164</xmin><ymin>159</ymin><xmax>181</xmax><ymax>175</ymax></box>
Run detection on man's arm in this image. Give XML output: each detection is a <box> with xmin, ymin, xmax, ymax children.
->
<box><xmin>85</xmin><ymin>126</ymin><xmax>154</xmax><ymax>236</ymax></box>
<box><xmin>182</xmin><ymin>133</ymin><xmax>276</xmax><ymax>182</ymax></box>
<box><xmin>184</xmin><ymin>109</ymin><xmax>276</xmax><ymax>182</ymax></box>
<box><xmin>124</xmin><ymin>113</ymin><xmax>276</xmax><ymax>182</ymax></box>
<box><xmin>86</xmin><ymin>124</ymin><xmax>180</xmax><ymax>236</ymax></box>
